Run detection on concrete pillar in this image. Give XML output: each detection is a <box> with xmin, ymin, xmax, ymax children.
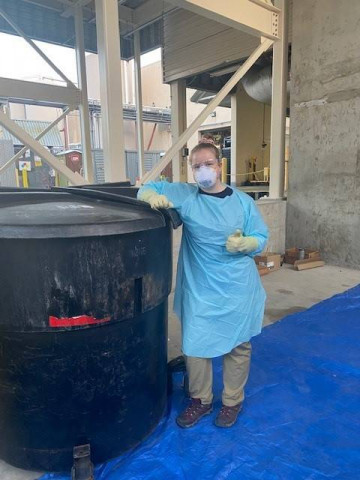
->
<box><xmin>231</xmin><ymin>88</ymin><xmax>271</xmax><ymax>187</ymax></box>
<box><xmin>134</xmin><ymin>31</ymin><xmax>145</xmax><ymax>179</ymax></box>
<box><xmin>287</xmin><ymin>0</ymin><xmax>360</xmax><ymax>267</ymax></box>
<box><xmin>170</xmin><ymin>79</ymin><xmax>187</xmax><ymax>182</ymax></box>
<box><xmin>269</xmin><ymin>0</ymin><xmax>288</xmax><ymax>198</ymax></box>
<box><xmin>95</xmin><ymin>0</ymin><xmax>126</xmax><ymax>182</ymax></box>
<box><xmin>75</xmin><ymin>5</ymin><xmax>94</xmax><ymax>183</ymax></box>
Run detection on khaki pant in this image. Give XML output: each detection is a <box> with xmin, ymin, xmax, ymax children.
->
<box><xmin>185</xmin><ymin>342</ymin><xmax>252</xmax><ymax>407</ymax></box>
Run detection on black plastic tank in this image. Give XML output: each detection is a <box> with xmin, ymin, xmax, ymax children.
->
<box><xmin>0</xmin><ymin>189</ymin><xmax>177</xmax><ymax>472</ymax></box>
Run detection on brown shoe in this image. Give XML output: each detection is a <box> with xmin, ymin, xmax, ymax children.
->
<box><xmin>214</xmin><ymin>403</ymin><xmax>242</xmax><ymax>428</ymax></box>
<box><xmin>176</xmin><ymin>398</ymin><xmax>213</xmax><ymax>428</ymax></box>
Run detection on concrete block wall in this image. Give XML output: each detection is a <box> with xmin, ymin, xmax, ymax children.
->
<box><xmin>287</xmin><ymin>0</ymin><xmax>360</xmax><ymax>268</ymax></box>
<box><xmin>257</xmin><ymin>199</ymin><xmax>287</xmax><ymax>254</ymax></box>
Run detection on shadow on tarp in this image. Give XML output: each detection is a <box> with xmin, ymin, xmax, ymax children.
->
<box><xmin>39</xmin><ymin>285</ymin><xmax>360</xmax><ymax>480</ymax></box>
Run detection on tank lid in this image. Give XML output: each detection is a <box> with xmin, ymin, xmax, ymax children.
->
<box><xmin>0</xmin><ymin>191</ymin><xmax>165</xmax><ymax>239</ymax></box>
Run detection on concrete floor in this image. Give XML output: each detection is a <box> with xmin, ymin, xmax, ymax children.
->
<box><xmin>1</xmin><ymin>229</ymin><xmax>360</xmax><ymax>479</ymax></box>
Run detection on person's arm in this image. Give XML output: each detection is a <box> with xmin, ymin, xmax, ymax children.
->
<box><xmin>137</xmin><ymin>181</ymin><xmax>195</xmax><ymax>210</ymax></box>
<box><xmin>241</xmin><ymin>196</ymin><xmax>268</xmax><ymax>256</ymax></box>
<box><xmin>226</xmin><ymin>195</ymin><xmax>268</xmax><ymax>256</ymax></box>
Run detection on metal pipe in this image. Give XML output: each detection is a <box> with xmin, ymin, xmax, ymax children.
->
<box><xmin>241</xmin><ymin>65</ymin><xmax>290</xmax><ymax>105</ymax></box>
<box><xmin>147</xmin><ymin>123</ymin><xmax>157</xmax><ymax>150</ymax></box>
<box><xmin>75</xmin><ymin>4</ymin><xmax>94</xmax><ymax>182</ymax></box>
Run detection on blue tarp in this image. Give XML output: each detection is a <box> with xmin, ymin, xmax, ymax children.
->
<box><xmin>40</xmin><ymin>285</ymin><xmax>360</xmax><ymax>480</ymax></box>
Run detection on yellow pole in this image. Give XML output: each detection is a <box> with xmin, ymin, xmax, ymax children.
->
<box><xmin>15</xmin><ymin>168</ymin><xmax>20</xmax><ymax>187</ymax></box>
<box><xmin>221</xmin><ymin>157</ymin><xmax>228</xmax><ymax>184</ymax></box>
<box><xmin>22</xmin><ymin>168</ymin><xmax>29</xmax><ymax>188</ymax></box>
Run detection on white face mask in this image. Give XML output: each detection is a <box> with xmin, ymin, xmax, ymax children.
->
<box><xmin>194</xmin><ymin>165</ymin><xmax>217</xmax><ymax>189</ymax></box>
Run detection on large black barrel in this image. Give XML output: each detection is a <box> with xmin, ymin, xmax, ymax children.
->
<box><xmin>0</xmin><ymin>190</ymin><xmax>174</xmax><ymax>471</ymax></box>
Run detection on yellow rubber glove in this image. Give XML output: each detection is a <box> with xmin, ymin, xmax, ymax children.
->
<box><xmin>226</xmin><ymin>229</ymin><xmax>259</xmax><ymax>254</ymax></box>
<box><xmin>139</xmin><ymin>189</ymin><xmax>173</xmax><ymax>209</ymax></box>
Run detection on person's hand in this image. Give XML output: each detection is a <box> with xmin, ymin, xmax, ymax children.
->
<box><xmin>226</xmin><ymin>229</ymin><xmax>258</xmax><ymax>253</ymax></box>
<box><xmin>139</xmin><ymin>190</ymin><xmax>173</xmax><ymax>209</ymax></box>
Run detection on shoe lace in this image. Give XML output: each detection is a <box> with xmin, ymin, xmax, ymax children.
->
<box><xmin>185</xmin><ymin>400</ymin><xmax>203</xmax><ymax>417</ymax></box>
<box><xmin>220</xmin><ymin>406</ymin><xmax>233</xmax><ymax>417</ymax></box>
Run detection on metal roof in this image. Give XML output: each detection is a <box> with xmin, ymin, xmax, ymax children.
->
<box><xmin>88</xmin><ymin>100</ymin><xmax>171</xmax><ymax>124</ymax></box>
<box><xmin>0</xmin><ymin>0</ymin><xmax>163</xmax><ymax>59</ymax></box>
<box><xmin>1</xmin><ymin>119</ymin><xmax>64</xmax><ymax>147</ymax></box>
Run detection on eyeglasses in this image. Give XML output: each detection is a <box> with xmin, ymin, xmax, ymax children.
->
<box><xmin>191</xmin><ymin>160</ymin><xmax>218</xmax><ymax>171</ymax></box>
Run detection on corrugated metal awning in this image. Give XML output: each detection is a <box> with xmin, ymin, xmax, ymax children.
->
<box><xmin>0</xmin><ymin>0</ymin><xmax>162</xmax><ymax>59</ymax></box>
<box><xmin>1</xmin><ymin>119</ymin><xmax>64</xmax><ymax>147</ymax></box>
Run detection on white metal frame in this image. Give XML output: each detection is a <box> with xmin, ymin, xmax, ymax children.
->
<box><xmin>0</xmin><ymin>0</ymin><xmax>288</xmax><ymax>193</ymax></box>
<box><xmin>0</xmin><ymin>109</ymin><xmax>85</xmax><ymax>185</ymax></box>
<box><xmin>166</xmin><ymin>0</ymin><xmax>280</xmax><ymax>39</ymax></box>
<box><xmin>95</xmin><ymin>0</ymin><xmax>127</xmax><ymax>182</ymax></box>
<box><xmin>143</xmin><ymin>0</ymin><xmax>287</xmax><ymax>199</ymax></box>
<box><xmin>142</xmin><ymin>38</ymin><xmax>273</xmax><ymax>183</ymax></box>
<box><xmin>0</xmin><ymin>7</ymin><xmax>76</xmax><ymax>87</ymax></box>
<box><xmin>269</xmin><ymin>0</ymin><xmax>288</xmax><ymax>198</ymax></box>
<box><xmin>134</xmin><ymin>30</ymin><xmax>145</xmax><ymax>179</ymax></box>
<box><xmin>0</xmin><ymin>106</ymin><xmax>75</xmax><ymax>175</ymax></box>
<box><xmin>170</xmin><ymin>79</ymin><xmax>187</xmax><ymax>182</ymax></box>
<box><xmin>75</xmin><ymin>4</ymin><xmax>94</xmax><ymax>182</ymax></box>
<box><xmin>0</xmin><ymin>77</ymin><xmax>81</xmax><ymax>106</ymax></box>
<box><xmin>0</xmin><ymin>4</ymin><xmax>96</xmax><ymax>184</ymax></box>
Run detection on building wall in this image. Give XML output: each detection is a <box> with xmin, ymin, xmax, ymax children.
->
<box><xmin>142</xmin><ymin>62</ymin><xmax>171</xmax><ymax>108</ymax></box>
<box><xmin>287</xmin><ymin>0</ymin><xmax>360</xmax><ymax>267</ymax></box>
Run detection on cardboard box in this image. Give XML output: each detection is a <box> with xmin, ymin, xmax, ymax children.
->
<box><xmin>257</xmin><ymin>265</ymin><xmax>270</xmax><ymax>276</ymax></box>
<box><xmin>255</xmin><ymin>253</ymin><xmax>281</xmax><ymax>273</ymax></box>
<box><xmin>294</xmin><ymin>259</ymin><xmax>325</xmax><ymax>271</ymax></box>
<box><xmin>284</xmin><ymin>248</ymin><xmax>320</xmax><ymax>265</ymax></box>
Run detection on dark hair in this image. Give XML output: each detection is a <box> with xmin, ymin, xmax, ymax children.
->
<box><xmin>189</xmin><ymin>142</ymin><xmax>220</xmax><ymax>163</ymax></box>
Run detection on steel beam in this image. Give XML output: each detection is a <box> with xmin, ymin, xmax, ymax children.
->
<box><xmin>269</xmin><ymin>0</ymin><xmax>288</xmax><ymax>198</ymax></box>
<box><xmin>166</xmin><ymin>0</ymin><xmax>279</xmax><ymax>40</ymax></box>
<box><xmin>0</xmin><ymin>106</ymin><xmax>75</xmax><ymax>175</ymax></box>
<box><xmin>142</xmin><ymin>38</ymin><xmax>273</xmax><ymax>183</ymax></box>
<box><xmin>62</xmin><ymin>0</ymin><xmax>93</xmax><ymax>18</ymax></box>
<box><xmin>134</xmin><ymin>31</ymin><xmax>145</xmax><ymax>179</ymax></box>
<box><xmin>75</xmin><ymin>5</ymin><xmax>94</xmax><ymax>183</ymax></box>
<box><xmin>95</xmin><ymin>0</ymin><xmax>127</xmax><ymax>182</ymax></box>
<box><xmin>170</xmin><ymin>79</ymin><xmax>187</xmax><ymax>182</ymax></box>
<box><xmin>89</xmin><ymin>4</ymin><xmax>134</xmax><ymax>26</ymax></box>
<box><xmin>132</xmin><ymin>0</ymin><xmax>176</xmax><ymax>30</ymax></box>
<box><xmin>0</xmin><ymin>77</ymin><xmax>81</xmax><ymax>106</ymax></box>
<box><xmin>0</xmin><ymin>7</ymin><xmax>77</xmax><ymax>87</ymax></box>
<box><xmin>0</xmin><ymin>109</ymin><xmax>86</xmax><ymax>185</ymax></box>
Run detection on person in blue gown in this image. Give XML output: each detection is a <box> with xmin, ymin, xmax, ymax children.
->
<box><xmin>138</xmin><ymin>142</ymin><xmax>268</xmax><ymax>428</ymax></box>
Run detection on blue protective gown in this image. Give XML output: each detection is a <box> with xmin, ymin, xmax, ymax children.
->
<box><xmin>137</xmin><ymin>182</ymin><xmax>269</xmax><ymax>358</ymax></box>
